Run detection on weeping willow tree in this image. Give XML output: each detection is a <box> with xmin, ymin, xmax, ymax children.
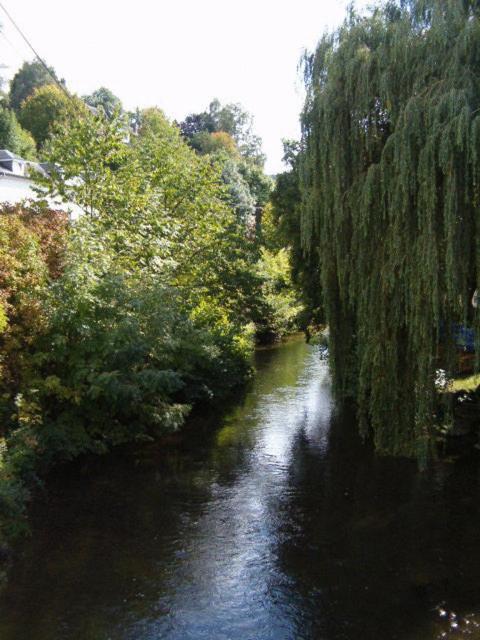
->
<box><xmin>300</xmin><ymin>0</ymin><xmax>480</xmax><ymax>461</ymax></box>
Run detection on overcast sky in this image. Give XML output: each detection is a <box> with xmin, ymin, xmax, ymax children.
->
<box><xmin>0</xmin><ymin>0</ymin><xmax>370</xmax><ymax>173</ymax></box>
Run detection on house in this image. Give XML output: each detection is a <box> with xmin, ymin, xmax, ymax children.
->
<box><xmin>0</xmin><ymin>149</ymin><xmax>82</xmax><ymax>219</ymax></box>
<box><xmin>0</xmin><ymin>149</ymin><xmax>47</xmax><ymax>202</ymax></box>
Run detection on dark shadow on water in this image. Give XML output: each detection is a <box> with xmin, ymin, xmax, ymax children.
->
<box><xmin>274</xmin><ymin>407</ymin><xmax>480</xmax><ymax>639</ymax></box>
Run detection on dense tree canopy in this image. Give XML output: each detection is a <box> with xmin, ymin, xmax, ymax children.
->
<box><xmin>0</xmin><ymin>108</ymin><xmax>264</xmax><ymax>541</ymax></box>
<box><xmin>9</xmin><ymin>60</ymin><xmax>60</xmax><ymax>114</ymax></box>
<box><xmin>0</xmin><ymin>108</ymin><xmax>36</xmax><ymax>159</ymax></box>
<box><xmin>178</xmin><ymin>100</ymin><xmax>272</xmax><ymax>240</ymax></box>
<box><xmin>299</xmin><ymin>0</ymin><xmax>480</xmax><ymax>461</ymax></box>
<box><xmin>83</xmin><ymin>86</ymin><xmax>123</xmax><ymax>118</ymax></box>
<box><xmin>271</xmin><ymin>140</ymin><xmax>322</xmax><ymax>328</ymax></box>
<box><xmin>0</xmin><ymin>67</ymin><xmax>301</xmax><ymax>545</ymax></box>
<box><xmin>179</xmin><ymin>99</ymin><xmax>265</xmax><ymax>165</ymax></box>
<box><xmin>18</xmin><ymin>84</ymin><xmax>84</xmax><ymax>149</ymax></box>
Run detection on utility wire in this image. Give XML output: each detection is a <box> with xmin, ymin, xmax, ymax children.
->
<box><xmin>0</xmin><ymin>0</ymin><xmax>72</xmax><ymax>100</ymax></box>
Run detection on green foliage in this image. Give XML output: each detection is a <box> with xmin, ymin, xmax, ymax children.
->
<box><xmin>179</xmin><ymin>103</ymin><xmax>298</xmax><ymax>341</ymax></box>
<box><xmin>255</xmin><ymin>247</ymin><xmax>303</xmax><ymax>340</ymax></box>
<box><xmin>9</xmin><ymin>60</ymin><xmax>60</xmax><ymax>114</ymax></box>
<box><xmin>32</xmin><ymin>273</ymin><xmax>189</xmax><ymax>456</ymax></box>
<box><xmin>238</xmin><ymin>160</ymin><xmax>273</xmax><ymax>209</ymax></box>
<box><xmin>219</xmin><ymin>156</ymin><xmax>257</xmax><ymax>226</ymax></box>
<box><xmin>179</xmin><ymin>99</ymin><xmax>265</xmax><ymax>166</ymax></box>
<box><xmin>178</xmin><ymin>100</ymin><xmax>273</xmax><ymax>245</ymax></box>
<box><xmin>0</xmin><ymin>110</ymin><xmax>259</xmax><ymax>543</ymax></box>
<box><xmin>39</xmin><ymin>108</ymin><xmax>260</xmax><ymax>320</ymax></box>
<box><xmin>0</xmin><ymin>205</ymin><xmax>68</xmax><ymax>432</ymax></box>
<box><xmin>82</xmin><ymin>86</ymin><xmax>123</xmax><ymax>118</ymax></box>
<box><xmin>18</xmin><ymin>84</ymin><xmax>83</xmax><ymax>149</ymax></box>
<box><xmin>189</xmin><ymin>131</ymin><xmax>239</xmax><ymax>157</ymax></box>
<box><xmin>0</xmin><ymin>102</ymin><xmax>298</xmax><ymax>544</ymax></box>
<box><xmin>0</xmin><ymin>108</ymin><xmax>36</xmax><ymax>159</ymax></box>
<box><xmin>271</xmin><ymin>141</ymin><xmax>322</xmax><ymax>328</ymax></box>
<box><xmin>299</xmin><ymin>0</ymin><xmax>480</xmax><ymax>460</ymax></box>
<box><xmin>39</xmin><ymin>108</ymin><xmax>136</xmax><ymax>217</ymax></box>
<box><xmin>0</xmin><ymin>303</ymin><xmax>7</xmax><ymax>334</ymax></box>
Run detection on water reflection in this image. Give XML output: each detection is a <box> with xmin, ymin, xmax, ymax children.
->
<box><xmin>0</xmin><ymin>338</ymin><xmax>479</xmax><ymax>639</ymax></box>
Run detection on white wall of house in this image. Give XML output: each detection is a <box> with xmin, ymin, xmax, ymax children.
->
<box><xmin>0</xmin><ymin>174</ymin><xmax>83</xmax><ymax>219</ymax></box>
<box><xmin>0</xmin><ymin>175</ymin><xmax>38</xmax><ymax>203</ymax></box>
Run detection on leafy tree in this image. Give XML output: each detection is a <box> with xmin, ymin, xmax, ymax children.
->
<box><xmin>39</xmin><ymin>108</ymin><xmax>136</xmax><ymax>217</ymax></box>
<box><xmin>254</xmin><ymin>247</ymin><xmax>303</xmax><ymax>341</ymax></box>
<box><xmin>299</xmin><ymin>0</ymin><xmax>480</xmax><ymax>461</ymax></box>
<box><xmin>83</xmin><ymin>86</ymin><xmax>123</xmax><ymax>118</ymax></box>
<box><xmin>180</xmin><ymin>102</ymin><xmax>272</xmax><ymax>237</ymax></box>
<box><xmin>219</xmin><ymin>156</ymin><xmax>256</xmax><ymax>227</ymax></box>
<box><xmin>9</xmin><ymin>60</ymin><xmax>60</xmax><ymax>114</ymax></box>
<box><xmin>0</xmin><ymin>109</ymin><xmax>259</xmax><ymax>541</ymax></box>
<box><xmin>0</xmin><ymin>108</ymin><xmax>36</xmax><ymax>159</ymax></box>
<box><xmin>179</xmin><ymin>111</ymin><xmax>215</xmax><ymax>138</ymax></box>
<box><xmin>190</xmin><ymin>131</ymin><xmax>238</xmax><ymax>157</ymax></box>
<box><xmin>179</xmin><ymin>99</ymin><xmax>265</xmax><ymax>165</ymax></box>
<box><xmin>18</xmin><ymin>84</ymin><xmax>84</xmax><ymax>149</ymax></box>
<box><xmin>38</xmin><ymin>107</ymin><xmax>260</xmax><ymax>322</ymax></box>
<box><xmin>238</xmin><ymin>160</ymin><xmax>273</xmax><ymax>234</ymax></box>
<box><xmin>0</xmin><ymin>204</ymin><xmax>67</xmax><ymax>435</ymax></box>
<box><xmin>271</xmin><ymin>140</ymin><xmax>321</xmax><ymax>328</ymax></box>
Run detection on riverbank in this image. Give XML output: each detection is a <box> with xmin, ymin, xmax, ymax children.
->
<box><xmin>0</xmin><ymin>334</ymin><xmax>307</xmax><ymax>590</ymax></box>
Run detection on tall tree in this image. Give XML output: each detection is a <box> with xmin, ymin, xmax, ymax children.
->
<box><xmin>271</xmin><ymin>140</ymin><xmax>321</xmax><ymax>326</ymax></box>
<box><xmin>83</xmin><ymin>87</ymin><xmax>123</xmax><ymax>118</ymax></box>
<box><xmin>9</xmin><ymin>60</ymin><xmax>60</xmax><ymax>114</ymax></box>
<box><xmin>18</xmin><ymin>84</ymin><xmax>83</xmax><ymax>149</ymax></box>
<box><xmin>299</xmin><ymin>0</ymin><xmax>480</xmax><ymax>461</ymax></box>
<box><xmin>179</xmin><ymin>99</ymin><xmax>265</xmax><ymax>166</ymax></box>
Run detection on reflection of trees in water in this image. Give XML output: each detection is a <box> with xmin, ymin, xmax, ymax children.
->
<box><xmin>273</xmin><ymin>408</ymin><xmax>480</xmax><ymax>639</ymax></box>
<box><xmin>3</xmin><ymin>337</ymin><xmax>480</xmax><ymax>640</ymax></box>
<box><xmin>208</xmin><ymin>338</ymin><xmax>312</xmax><ymax>477</ymax></box>
<box><xmin>0</xmin><ymin>446</ymin><xmax>225</xmax><ymax>639</ymax></box>
<box><xmin>0</xmin><ymin>338</ymin><xmax>315</xmax><ymax>639</ymax></box>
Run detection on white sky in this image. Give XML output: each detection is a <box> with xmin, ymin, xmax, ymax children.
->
<box><xmin>0</xmin><ymin>0</ymin><xmax>370</xmax><ymax>174</ymax></box>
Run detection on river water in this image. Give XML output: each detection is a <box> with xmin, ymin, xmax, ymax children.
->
<box><xmin>1</xmin><ymin>338</ymin><xmax>480</xmax><ymax>639</ymax></box>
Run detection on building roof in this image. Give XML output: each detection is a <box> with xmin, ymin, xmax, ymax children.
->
<box><xmin>0</xmin><ymin>149</ymin><xmax>23</xmax><ymax>161</ymax></box>
<box><xmin>0</xmin><ymin>148</ymin><xmax>83</xmax><ymax>219</ymax></box>
<box><xmin>0</xmin><ymin>150</ymin><xmax>49</xmax><ymax>179</ymax></box>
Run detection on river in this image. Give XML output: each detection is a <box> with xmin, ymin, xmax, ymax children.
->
<box><xmin>0</xmin><ymin>337</ymin><xmax>479</xmax><ymax>639</ymax></box>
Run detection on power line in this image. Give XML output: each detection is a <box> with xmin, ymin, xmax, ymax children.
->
<box><xmin>0</xmin><ymin>0</ymin><xmax>71</xmax><ymax>100</ymax></box>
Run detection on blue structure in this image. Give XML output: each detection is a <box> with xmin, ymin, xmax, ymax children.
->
<box><xmin>452</xmin><ymin>324</ymin><xmax>476</xmax><ymax>353</ymax></box>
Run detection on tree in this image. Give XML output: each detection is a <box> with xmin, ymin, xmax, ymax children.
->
<box><xmin>0</xmin><ymin>109</ymin><xmax>259</xmax><ymax>539</ymax></box>
<box><xmin>18</xmin><ymin>84</ymin><xmax>83</xmax><ymax>149</ymax></box>
<box><xmin>0</xmin><ymin>204</ymin><xmax>67</xmax><ymax>433</ymax></box>
<box><xmin>0</xmin><ymin>108</ymin><xmax>36</xmax><ymax>159</ymax></box>
<box><xmin>179</xmin><ymin>99</ymin><xmax>265</xmax><ymax>165</ymax></box>
<box><xmin>9</xmin><ymin>60</ymin><xmax>60</xmax><ymax>114</ymax></box>
<box><xmin>37</xmin><ymin>107</ymin><xmax>259</xmax><ymax>320</ymax></box>
<box><xmin>220</xmin><ymin>156</ymin><xmax>256</xmax><ymax>227</ymax></box>
<box><xmin>299</xmin><ymin>0</ymin><xmax>480</xmax><ymax>461</ymax></box>
<box><xmin>179</xmin><ymin>111</ymin><xmax>215</xmax><ymax>138</ymax></box>
<box><xmin>190</xmin><ymin>131</ymin><xmax>238</xmax><ymax>157</ymax></box>
<box><xmin>83</xmin><ymin>86</ymin><xmax>123</xmax><ymax>118</ymax></box>
<box><xmin>271</xmin><ymin>140</ymin><xmax>321</xmax><ymax>327</ymax></box>
<box><xmin>38</xmin><ymin>107</ymin><xmax>135</xmax><ymax>217</ymax></box>
<box><xmin>179</xmin><ymin>100</ymin><xmax>271</xmax><ymax>237</ymax></box>
<box><xmin>238</xmin><ymin>159</ymin><xmax>273</xmax><ymax>234</ymax></box>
